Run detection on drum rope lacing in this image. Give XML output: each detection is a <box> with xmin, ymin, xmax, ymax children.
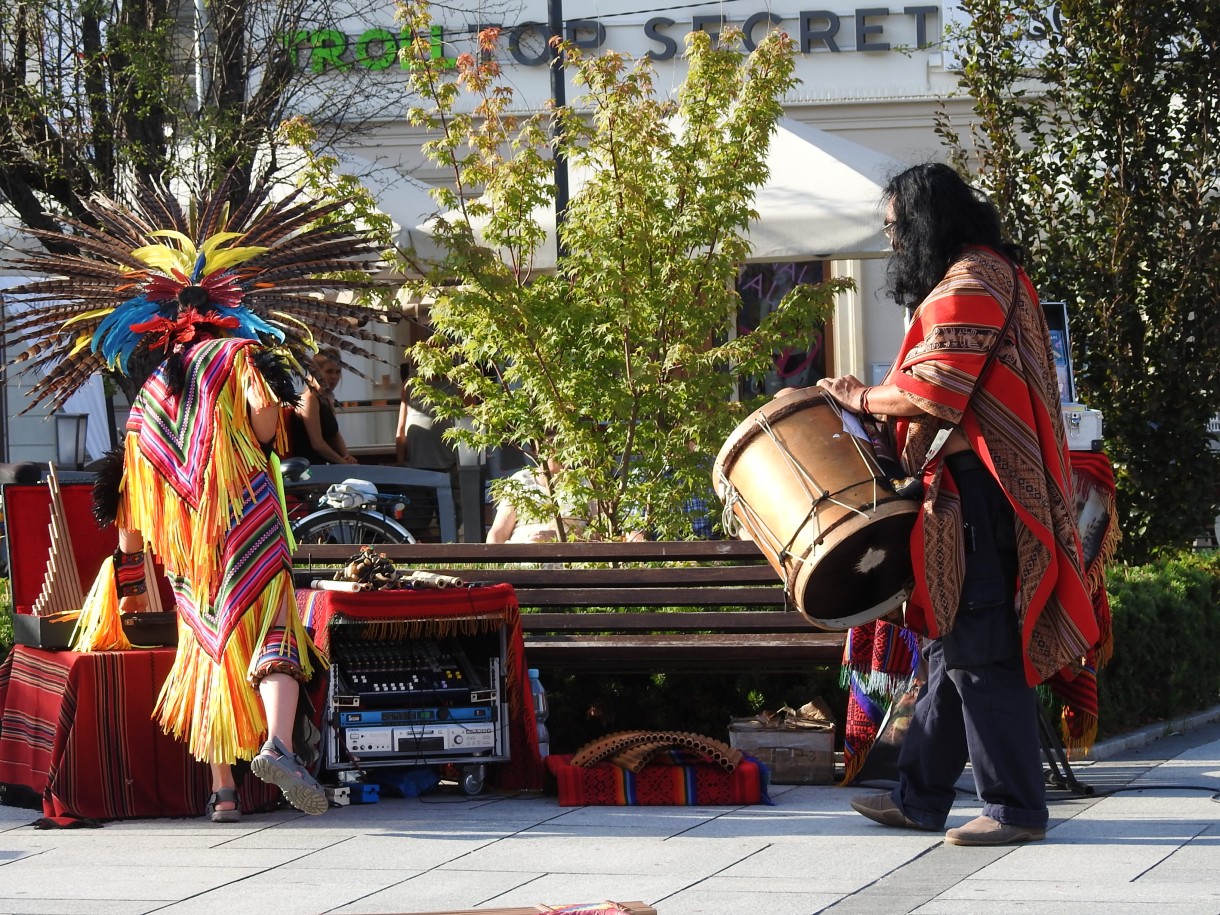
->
<box><xmin>717</xmin><ymin>402</ymin><xmax>887</xmax><ymax>567</ymax></box>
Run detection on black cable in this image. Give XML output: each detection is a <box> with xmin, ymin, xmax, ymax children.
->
<box><xmin>854</xmin><ymin>779</ymin><xmax>1220</xmax><ymax>803</ymax></box>
<box><xmin>1046</xmin><ymin>784</ymin><xmax>1220</xmax><ymax>802</ymax></box>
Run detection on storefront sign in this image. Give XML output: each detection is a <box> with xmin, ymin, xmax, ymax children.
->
<box><xmin>286</xmin><ymin>7</ymin><xmax>942</xmax><ymax>74</ymax></box>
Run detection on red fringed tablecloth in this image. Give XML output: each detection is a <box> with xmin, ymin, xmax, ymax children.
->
<box><xmin>296</xmin><ymin>583</ymin><xmax>546</xmax><ymax>792</ymax></box>
<box><xmin>0</xmin><ymin>645</ymin><xmax>277</xmax><ymax>822</ymax></box>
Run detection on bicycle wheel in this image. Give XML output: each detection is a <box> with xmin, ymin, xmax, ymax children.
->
<box><xmin>291</xmin><ymin>510</ymin><xmax>416</xmax><ymax>545</ymax></box>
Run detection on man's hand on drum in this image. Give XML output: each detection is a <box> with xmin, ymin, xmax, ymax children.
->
<box><xmin>816</xmin><ymin>375</ymin><xmax>870</xmax><ymax>413</ymax></box>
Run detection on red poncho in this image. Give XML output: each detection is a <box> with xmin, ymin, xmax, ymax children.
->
<box><xmin>887</xmin><ymin>246</ymin><xmax>1098</xmax><ymax>686</ymax></box>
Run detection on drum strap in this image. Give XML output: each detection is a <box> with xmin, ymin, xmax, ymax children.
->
<box><xmin>918</xmin><ymin>260</ymin><xmax>1021</xmax><ymax>471</ymax></box>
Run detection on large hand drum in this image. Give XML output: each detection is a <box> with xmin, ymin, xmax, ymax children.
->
<box><xmin>713</xmin><ymin>388</ymin><xmax>919</xmax><ymax>629</ymax></box>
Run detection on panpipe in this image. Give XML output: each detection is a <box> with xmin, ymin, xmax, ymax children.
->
<box><xmin>32</xmin><ymin>464</ymin><xmax>85</xmax><ymax>617</ymax></box>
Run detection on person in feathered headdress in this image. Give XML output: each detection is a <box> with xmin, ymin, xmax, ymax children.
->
<box><xmin>3</xmin><ymin>177</ymin><xmax>393</xmax><ymax>820</ymax></box>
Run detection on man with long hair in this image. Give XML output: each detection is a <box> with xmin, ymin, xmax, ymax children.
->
<box><xmin>817</xmin><ymin>163</ymin><xmax>1098</xmax><ymax>846</ymax></box>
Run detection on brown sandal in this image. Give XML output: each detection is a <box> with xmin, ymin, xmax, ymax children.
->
<box><xmin>205</xmin><ymin>787</ymin><xmax>242</xmax><ymax>823</ymax></box>
<box><xmin>251</xmin><ymin>736</ymin><xmax>328</xmax><ymax>815</ymax></box>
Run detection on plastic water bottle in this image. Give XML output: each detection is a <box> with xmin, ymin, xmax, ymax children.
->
<box><xmin>528</xmin><ymin>668</ymin><xmax>550</xmax><ymax>758</ymax></box>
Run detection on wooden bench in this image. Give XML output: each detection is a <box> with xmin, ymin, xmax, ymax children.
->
<box><xmin>291</xmin><ymin>540</ymin><xmax>847</xmax><ymax>674</ymax></box>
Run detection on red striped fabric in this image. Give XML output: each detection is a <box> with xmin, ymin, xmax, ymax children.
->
<box><xmin>0</xmin><ymin>646</ymin><xmax>279</xmax><ymax>822</ymax></box>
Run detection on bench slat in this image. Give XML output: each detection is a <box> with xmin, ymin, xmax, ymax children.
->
<box><xmin>525</xmin><ymin>632</ymin><xmax>845</xmax><ymax>670</ymax></box>
<box><xmin>509</xmin><ymin>586</ymin><xmax>787</xmax><ymax>607</ymax></box>
<box><xmin>520</xmin><ymin>610</ymin><xmax>821</xmax><ymax>633</ymax></box>
<box><xmin>294</xmin><ymin>565</ymin><xmax>783</xmax><ymax>588</ymax></box>
<box><xmin>293</xmin><ymin>539</ymin><xmax>768</xmax><ymax>564</ymax></box>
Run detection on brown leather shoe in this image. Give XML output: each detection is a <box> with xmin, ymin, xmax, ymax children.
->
<box><xmin>850</xmin><ymin>793</ymin><xmax>937</xmax><ymax>831</ymax></box>
<box><xmin>945</xmin><ymin>815</ymin><xmax>1046</xmax><ymax>846</ymax></box>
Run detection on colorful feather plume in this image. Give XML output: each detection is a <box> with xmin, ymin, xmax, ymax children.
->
<box><xmin>2</xmin><ymin>176</ymin><xmax>393</xmax><ymax>411</ymax></box>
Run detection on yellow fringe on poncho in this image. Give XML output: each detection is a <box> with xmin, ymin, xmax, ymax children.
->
<box><xmin>71</xmin><ymin>558</ymin><xmax>132</xmax><ymax>652</ymax></box>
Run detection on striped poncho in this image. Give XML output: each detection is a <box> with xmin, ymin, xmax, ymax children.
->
<box><xmin>118</xmin><ymin>337</ymin><xmax>318</xmax><ymax>764</ymax></box>
<box><xmin>887</xmin><ymin>246</ymin><xmax>1099</xmax><ymax>686</ymax></box>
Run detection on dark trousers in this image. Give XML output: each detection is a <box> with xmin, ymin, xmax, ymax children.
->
<box><xmin>891</xmin><ymin>453</ymin><xmax>1047</xmax><ymax>831</ymax></box>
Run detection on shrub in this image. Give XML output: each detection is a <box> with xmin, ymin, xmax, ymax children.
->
<box><xmin>1097</xmin><ymin>551</ymin><xmax>1220</xmax><ymax>735</ymax></box>
<box><xmin>0</xmin><ymin>578</ymin><xmax>11</xmax><ymax>666</ymax></box>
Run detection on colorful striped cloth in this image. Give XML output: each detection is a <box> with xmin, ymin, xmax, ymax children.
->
<box><xmin>1046</xmin><ymin>450</ymin><xmax>1119</xmax><ymax>754</ymax></box>
<box><xmin>546</xmin><ymin>751</ymin><xmax>771</xmax><ymax>806</ymax></box>
<box><xmin>839</xmin><ymin>619</ymin><xmax>919</xmax><ymax>785</ymax></box>
<box><xmin>0</xmin><ymin>645</ymin><xmax>279</xmax><ymax>824</ymax></box>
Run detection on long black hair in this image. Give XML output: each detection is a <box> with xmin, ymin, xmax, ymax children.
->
<box><xmin>883</xmin><ymin>163</ymin><xmax>1024</xmax><ymax>309</ymax></box>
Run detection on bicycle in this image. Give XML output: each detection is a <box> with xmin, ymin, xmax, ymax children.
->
<box><xmin>281</xmin><ymin>459</ymin><xmax>417</xmax><ymax>546</ymax></box>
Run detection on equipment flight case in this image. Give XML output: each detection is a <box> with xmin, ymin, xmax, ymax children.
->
<box><xmin>321</xmin><ymin>620</ymin><xmax>510</xmax><ymax>796</ymax></box>
<box><xmin>3</xmin><ymin>480</ymin><xmax>177</xmax><ymax>649</ymax></box>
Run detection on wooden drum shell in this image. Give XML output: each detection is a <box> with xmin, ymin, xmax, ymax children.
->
<box><xmin>714</xmin><ymin>389</ymin><xmax>918</xmax><ymax>630</ymax></box>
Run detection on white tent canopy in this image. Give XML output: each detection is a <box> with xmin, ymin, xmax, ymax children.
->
<box><xmin>422</xmin><ymin>118</ymin><xmax>909</xmax><ymax>271</ymax></box>
<box><xmin>746</xmin><ymin>119</ymin><xmax>906</xmax><ymax>262</ymax></box>
<box><xmin>261</xmin><ymin>147</ymin><xmax>443</xmax><ymax>261</ymax></box>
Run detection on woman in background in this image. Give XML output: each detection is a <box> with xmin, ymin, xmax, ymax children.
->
<box><xmin>290</xmin><ymin>348</ymin><xmax>358</xmax><ymax>465</ymax></box>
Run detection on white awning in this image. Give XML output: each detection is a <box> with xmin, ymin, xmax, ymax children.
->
<box><xmin>421</xmin><ymin>118</ymin><xmax>909</xmax><ymax>271</ymax></box>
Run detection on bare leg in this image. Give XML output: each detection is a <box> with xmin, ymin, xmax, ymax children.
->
<box><xmin>258</xmin><ymin>672</ymin><xmax>297</xmax><ymax>748</ymax></box>
<box><xmin>249</xmin><ymin>593</ymin><xmax>327</xmax><ymax>815</ymax></box>
<box><xmin>258</xmin><ymin>592</ymin><xmax>300</xmax><ymax>747</ymax></box>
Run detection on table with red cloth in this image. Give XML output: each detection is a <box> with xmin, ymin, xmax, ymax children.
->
<box><xmin>0</xmin><ymin>583</ymin><xmax>543</xmax><ymax>823</ymax></box>
<box><xmin>0</xmin><ymin>645</ymin><xmax>278</xmax><ymax>823</ymax></box>
<box><xmin>295</xmin><ymin>582</ymin><xmax>546</xmax><ymax>792</ymax></box>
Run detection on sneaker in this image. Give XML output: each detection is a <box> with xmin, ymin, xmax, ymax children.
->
<box><xmin>251</xmin><ymin>736</ymin><xmax>328</xmax><ymax>815</ymax></box>
<box><xmin>850</xmin><ymin>792</ymin><xmax>937</xmax><ymax>831</ymax></box>
<box><xmin>945</xmin><ymin>815</ymin><xmax>1046</xmax><ymax>846</ymax></box>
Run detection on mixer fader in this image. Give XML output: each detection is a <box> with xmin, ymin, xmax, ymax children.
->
<box><xmin>330</xmin><ymin>632</ymin><xmax>480</xmax><ymax>708</ymax></box>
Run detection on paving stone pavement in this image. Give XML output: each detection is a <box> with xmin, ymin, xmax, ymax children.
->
<box><xmin>1</xmin><ymin>710</ymin><xmax>1217</xmax><ymax>915</ymax></box>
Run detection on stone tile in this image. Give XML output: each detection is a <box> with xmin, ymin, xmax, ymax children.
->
<box><xmin>281</xmin><ymin>831</ymin><xmax>506</xmax><ymax>871</ymax></box>
<box><xmin>434</xmin><ymin>833</ymin><xmax>765</xmax><ymax>877</ymax></box>
<box><xmin>655</xmin><ymin>880</ymin><xmax>842</xmax><ymax>915</ymax></box>
<box><xmin>712</xmin><ymin>836</ymin><xmax>950</xmax><ymax>893</ymax></box>
<box><xmin>913</xmin><ymin>901</ymin><xmax>1207</xmax><ymax>914</ymax></box>
<box><xmin>0</xmin><ymin>899</ymin><xmax>154</xmax><ymax>915</ymax></box>
<box><xmin>328</xmin><ymin>869</ymin><xmax>545</xmax><ymax>914</ymax></box>
<box><xmin>936</xmin><ymin>875</ymin><xmax>1220</xmax><ymax>905</ymax></box>
<box><xmin>149</xmin><ymin>866</ymin><xmax>412</xmax><ymax>914</ymax></box>
<box><xmin>0</xmin><ymin>859</ymin><xmax>262</xmax><ymax>902</ymax></box>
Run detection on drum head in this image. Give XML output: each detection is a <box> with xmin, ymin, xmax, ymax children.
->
<box><xmin>791</xmin><ymin>500</ymin><xmax>917</xmax><ymax>630</ymax></box>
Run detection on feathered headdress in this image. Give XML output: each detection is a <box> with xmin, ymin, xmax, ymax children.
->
<box><xmin>3</xmin><ymin>175</ymin><xmax>392</xmax><ymax>411</ymax></box>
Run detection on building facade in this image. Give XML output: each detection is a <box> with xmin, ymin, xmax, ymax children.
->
<box><xmin>2</xmin><ymin>1</ymin><xmax>981</xmax><ymax>461</ymax></box>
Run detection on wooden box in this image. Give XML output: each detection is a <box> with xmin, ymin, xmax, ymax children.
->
<box><xmin>729</xmin><ymin>719</ymin><xmax>835</xmax><ymax>785</ymax></box>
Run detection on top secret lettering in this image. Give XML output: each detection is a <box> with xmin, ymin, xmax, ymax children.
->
<box><xmin>287</xmin><ymin>8</ymin><xmax>941</xmax><ymax>74</ymax></box>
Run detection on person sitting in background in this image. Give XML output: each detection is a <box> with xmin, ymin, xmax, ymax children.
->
<box><xmin>486</xmin><ymin>454</ymin><xmax>589</xmax><ymax>543</ymax></box>
<box><xmin>289</xmin><ymin>348</ymin><xmax>357</xmax><ymax>465</ymax></box>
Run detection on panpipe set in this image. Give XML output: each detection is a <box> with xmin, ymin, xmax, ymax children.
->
<box><xmin>31</xmin><ymin>465</ymin><xmax>84</xmax><ymax>618</ymax></box>
<box><xmin>569</xmin><ymin>730</ymin><xmax>744</xmax><ymax>773</ymax></box>
<box><xmin>29</xmin><ymin>465</ymin><xmax>164</xmax><ymax>618</ymax></box>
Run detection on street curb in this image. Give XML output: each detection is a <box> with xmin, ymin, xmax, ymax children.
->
<box><xmin>1085</xmin><ymin>702</ymin><xmax>1220</xmax><ymax>761</ymax></box>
